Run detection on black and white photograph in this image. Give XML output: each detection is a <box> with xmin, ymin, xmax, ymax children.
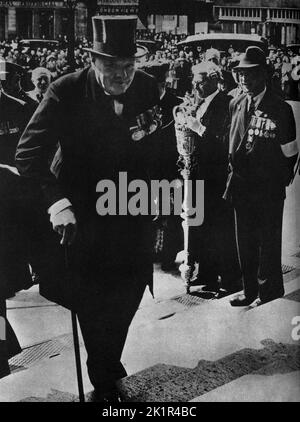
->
<box><xmin>0</xmin><ymin>0</ymin><xmax>299</xmax><ymax>406</ymax></box>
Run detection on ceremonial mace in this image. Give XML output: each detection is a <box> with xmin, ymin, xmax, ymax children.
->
<box><xmin>173</xmin><ymin>94</ymin><xmax>199</xmax><ymax>293</ymax></box>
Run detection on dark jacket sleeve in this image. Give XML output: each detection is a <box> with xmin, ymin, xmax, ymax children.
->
<box><xmin>15</xmin><ymin>83</ymin><xmax>65</xmax><ymax>209</ymax></box>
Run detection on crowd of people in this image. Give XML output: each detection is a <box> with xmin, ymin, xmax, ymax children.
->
<box><xmin>1</xmin><ymin>30</ymin><xmax>300</xmax><ymax>101</ymax></box>
<box><xmin>0</xmin><ymin>18</ymin><xmax>299</xmax><ymax>401</ymax></box>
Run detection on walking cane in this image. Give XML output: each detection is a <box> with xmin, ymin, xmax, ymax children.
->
<box><xmin>64</xmin><ymin>246</ymin><xmax>85</xmax><ymax>403</ymax></box>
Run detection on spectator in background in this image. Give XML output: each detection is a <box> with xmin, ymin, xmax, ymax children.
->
<box><xmin>281</xmin><ymin>55</ymin><xmax>293</xmax><ymax>98</ymax></box>
<box><xmin>174</xmin><ymin>53</ymin><xmax>192</xmax><ymax>97</ymax></box>
<box><xmin>27</xmin><ymin>67</ymin><xmax>51</xmax><ymax>104</ymax></box>
<box><xmin>46</xmin><ymin>54</ymin><xmax>59</xmax><ymax>81</ymax></box>
<box><xmin>27</xmin><ymin>49</ymin><xmax>40</xmax><ymax>70</ymax></box>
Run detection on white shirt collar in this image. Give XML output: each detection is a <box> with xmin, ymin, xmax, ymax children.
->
<box><xmin>160</xmin><ymin>87</ymin><xmax>166</xmax><ymax>101</ymax></box>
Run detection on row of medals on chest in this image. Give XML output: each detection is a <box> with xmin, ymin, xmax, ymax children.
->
<box><xmin>246</xmin><ymin>113</ymin><xmax>277</xmax><ymax>149</ymax></box>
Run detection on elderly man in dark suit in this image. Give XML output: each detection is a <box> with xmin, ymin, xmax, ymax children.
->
<box><xmin>16</xmin><ymin>16</ymin><xmax>161</xmax><ymax>401</ymax></box>
<box><xmin>224</xmin><ymin>47</ymin><xmax>298</xmax><ymax>306</ymax></box>
<box><xmin>185</xmin><ymin>61</ymin><xmax>241</xmax><ymax>296</ymax></box>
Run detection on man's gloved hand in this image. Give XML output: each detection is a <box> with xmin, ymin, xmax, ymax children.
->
<box><xmin>185</xmin><ymin>116</ymin><xmax>206</xmax><ymax>136</ymax></box>
<box><xmin>50</xmin><ymin>206</ymin><xmax>77</xmax><ymax>246</ymax></box>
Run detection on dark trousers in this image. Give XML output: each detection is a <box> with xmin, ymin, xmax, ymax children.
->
<box><xmin>234</xmin><ymin>197</ymin><xmax>284</xmax><ymax>300</ymax></box>
<box><xmin>195</xmin><ymin>188</ymin><xmax>241</xmax><ymax>288</ymax></box>
<box><xmin>77</xmin><ymin>274</ymin><xmax>147</xmax><ymax>394</ymax></box>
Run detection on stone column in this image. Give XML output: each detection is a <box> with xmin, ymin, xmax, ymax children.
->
<box><xmin>75</xmin><ymin>3</ymin><xmax>88</xmax><ymax>40</ymax></box>
<box><xmin>54</xmin><ymin>9</ymin><xmax>62</xmax><ymax>40</ymax></box>
<box><xmin>7</xmin><ymin>6</ymin><xmax>17</xmax><ymax>39</ymax></box>
<box><xmin>32</xmin><ymin>10</ymin><xmax>40</xmax><ymax>39</ymax></box>
<box><xmin>281</xmin><ymin>23</ymin><xmax>286</xmax><ymax>45</ymax></box>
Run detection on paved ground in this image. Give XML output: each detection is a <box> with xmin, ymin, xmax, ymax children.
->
<box><xmin>1</xmin><ymin>263</ymin><xmax>299</xmax><ymax>402</ymax></box>
<box><xmin>0</xmin><ymin>101</ymin><xmax>299</xmax><ymax>402</ymax></box>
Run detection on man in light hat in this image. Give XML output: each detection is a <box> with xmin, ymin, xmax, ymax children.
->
<box><xmin>16</xmin><ymin>15</ymin><xmax>161</xmax><ymax>401</ymax></box>
<box><xmin>185</xmin><ymin>61</ymin><xmax>241</xmax><ymax>295</ymax></box>
<box><xmin>224</xmin><ymin>46</ymin><xmax>298</xmax><ymax>306</ymax></box>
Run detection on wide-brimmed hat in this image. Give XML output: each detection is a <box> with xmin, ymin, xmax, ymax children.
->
<box><xmin>84</xmin><ymin>15</ymin><xmax>147</xmax><ymax>59</ymax></box>
<box><xmin>0</xmin><ymin>60</ymin><xmax>26</xmax><ymax>80</ymax></box>
<box><xmin>235</xmin><ymin>46</ymin><xmax>266</xmax><ymax>69</ymax></box>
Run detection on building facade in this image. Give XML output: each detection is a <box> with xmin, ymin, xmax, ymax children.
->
<box><xmin>0</xmin><ymin>1</ymin><xmax>88</xmax><ymax>40</ymax></box>
<box><xmin>137</xmin><ymin>0</ymin><xmax>213</xmax><ymax>35</ymax></box>
<box><xmin>213</xmin><ymin>0</ymin><xmax>300</xmax><ymax>45</ymax></box>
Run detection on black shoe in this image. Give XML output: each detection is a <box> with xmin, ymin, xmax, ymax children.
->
<box><xmin>259</xmin><ymin>289</ymin><xmax>284</xmax><ymax>304</ymax></box>
<box><xmin>201</xmin><ymin>283</ymin><xmax>219</xmax><ymax>293</ymax></box>
<box><xmin>230</xmin><ymin>294</ymin><xmax>257</xmax><ymax>307</ymax></box>
<box><xmin>88</xmin><ymin>388</ymin><xmax>123</xmax><ymax>403</ymax></box>
<box><xmin>215</xmin><ymin>288</ymin><xmax>231</xmax><ymax>299</ymax></box>
<box><xmin>220</xmin><ymin>278</ymin><xmax>242</xmax><ymax>294</ymax></box>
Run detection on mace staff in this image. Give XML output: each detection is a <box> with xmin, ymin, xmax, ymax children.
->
<box><xmin>173</xmin><ymin>95</ymin><xmax>200</xmax><ymax>293</ymax></box>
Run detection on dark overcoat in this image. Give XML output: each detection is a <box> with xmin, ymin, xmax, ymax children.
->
<box><xmin>15</xmin><ymin>67</ymin><xmax>160</xmax><ymax>311</ymax></box>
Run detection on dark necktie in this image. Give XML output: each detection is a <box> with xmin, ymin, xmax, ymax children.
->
<box><xmin>37</xmin><ymin>93</ymin><xmax>44</xmax><ymax>103</ymax></box>
<box><xmin>246</xmin><ymin>96</ymin><xmax>255</xmax><ymax>127</ymax></box>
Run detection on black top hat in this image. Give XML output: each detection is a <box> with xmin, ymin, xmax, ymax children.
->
<box><xmin>85</xmin><ymin>15</ymin><xmax>147</xmax><ymax>59</ymax></box>
<box><xmin>235</xmin><ymin>46</ymin><xmax>266</xmax><ymax>69</ymax></box>
<box><xmin>0</xmin><ymin>60</ymin><xmax>26</xmax><ymax>76</ymax></box>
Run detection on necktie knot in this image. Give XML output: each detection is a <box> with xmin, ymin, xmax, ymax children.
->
<box><xmin>37</xmin><ymin>93</ymin><xmax>43</xmax><ymax>103</ymax></box>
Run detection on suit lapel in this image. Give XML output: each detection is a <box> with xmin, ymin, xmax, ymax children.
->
<box><xmin>200</xmin><ymin>91</ymin><xmax>219</xmax><ymax>127</ymax></box>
